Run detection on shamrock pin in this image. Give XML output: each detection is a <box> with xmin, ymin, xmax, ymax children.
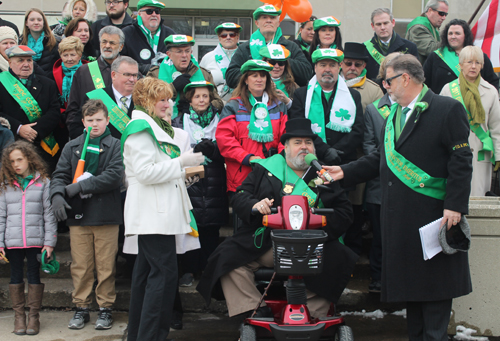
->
<box><xmin>335</xmin><ymin>108</ymin><xmax>351</xmax><ymax>121</ymax></box>
<box><xmin>250</xmin><ymin>39</ymin><xmax>263</xmax><ymax>46</ymax></box>
<box><xmin>215</xmin><ymin>55</ymin><xmax>223</xmax><ymax>64</ymax></box>
<box><xmin>272</xmin><ymin>49</ymin><xmax>283</xmax><ymax>57</ymax></box>
<box><xmin>414</xmin><ymin>101</ymin><xmax>429</xmax><ymax>113</ymax></box>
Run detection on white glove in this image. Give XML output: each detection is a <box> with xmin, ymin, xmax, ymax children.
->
<box><xmin>179</xmin><ymin>149</ymin><xmax>204</xmax><ymax>168</ymax></box>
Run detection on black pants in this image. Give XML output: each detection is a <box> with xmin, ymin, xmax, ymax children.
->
<box><xmin>407</xmin><ymin>299</ymin><xmax>453</xmax><ymax>341</ymax></box>
<box><xmin>127</xmin><ymin>234</ymin><xmax>177</xmax><ymax>341</ymax></box>
<box><xmin>366</xmin><ymin>203</ymin><xmax>382</xmax><ymax>281</ymax></box>
<box><xmin>7</xmin><ymin>248</ymin><xmax>41</xmax><ymax>284</ymax></box>
<box><xmin>343</xmin><ymin>204</ymin><xmax>364</xmax><ymax>255</ymax></box>
<box><xmin>178</xmin><ymin>224</ymin><xmax>221</xmax><ymax>274</ymax></box>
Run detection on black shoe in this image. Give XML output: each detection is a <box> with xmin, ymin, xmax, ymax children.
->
<box><xmin>252</xmin><ymin>306</ymin><xmax>273</xmax><ymax>318</ymax></box>
<box><xmin>170</xmin><ymin>318</ymin><xmax>183</xmax><ymax>330</ymax></box>
<box><xmin>368</xmin><ymin>279</ymin><xmax>381</xmax><ymax>293</ymax></box>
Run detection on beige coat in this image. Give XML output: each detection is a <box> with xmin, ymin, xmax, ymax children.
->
<box><xmin>440</xmin><ymin>77</ymin><xmax>500</xmax><ymax>196</ymax></box>
<box><xmin>351</xmin><ymin>77</ymin><xmax>384</xmax><ymax>113</ymax></box>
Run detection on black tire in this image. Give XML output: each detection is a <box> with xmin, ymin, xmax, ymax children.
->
<box><xmin>240</xmin><ymin>324</ymin><xmax>257</xmax><ymax>341</ymax></box>
<box><xmin>334</xmin><ymin>325</ymin><xmax>354</xmax><ymax>341</ymax></box>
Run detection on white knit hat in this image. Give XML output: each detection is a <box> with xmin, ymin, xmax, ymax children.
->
<box><xmin>0</xmin><ymin>26</ymin><xmax>18</xmax><ymax>43</ymax></box>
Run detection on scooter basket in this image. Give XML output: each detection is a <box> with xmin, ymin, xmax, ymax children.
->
<box><xmin>271</xmin><ymin>230</ymin><xmax>329</xmax><ymax>275</ymax></box>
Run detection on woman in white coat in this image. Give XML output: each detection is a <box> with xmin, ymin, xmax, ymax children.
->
<box><xmin>121</xmin><ymin>77</ymin><xmax>204</xmax><ymax>341</ymax></box>
<box><xmin>440</xmin><ymin>45</ymin><xmax>500</xmax><ymax>196</ymax></box>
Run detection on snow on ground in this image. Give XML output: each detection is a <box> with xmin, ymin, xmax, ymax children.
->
<box><xmin>391</xmin><ymin>309</ymin><xmax>407</xmax><ymax>318</ymax></box>
<box><xmin>453</xmin><ymin>326</ymin><xmax>489</xmax><ymax>341</ymax></box>
<box><xmin>339</xmin><ymin>309</ymin><xmax>386</xmax><ymax>320</ymax></box>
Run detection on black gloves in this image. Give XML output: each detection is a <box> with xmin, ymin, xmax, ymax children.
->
<box><xmin>194</xmin><ymin>138</ymin><xmax>216</xmax><ymax>158</ymax></box>
<box><xmin>51</xmin><ymin>194</ymin><xmax>72</xmax><ymax>222</ymax></box>
<box><xmin>172</xmin><ymin>73</ymin><xmax>192</xmax><ymax>93</ymax></box>
<box><xmin>65</xmin><ymin>182</ymin><xmax>82</xmax><ymax>198</ymax></box>
<box><xmin>323</xmin><ymin>147</ymin><xmax>343</xmax><ymax>165</ymax></box>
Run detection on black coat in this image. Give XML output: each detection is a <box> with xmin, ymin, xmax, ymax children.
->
<box><xmin>68</xmin><ymin>85</ymin><xmax>134</xmax><ymax>139</ymax></box>
<box><xmin>172</xmin><ymin>110</ymin><xmax>229</xmax><ymax>227</ymax></box>
<box><xmin>197</xmin><ymin>162</ymin><xmax>357</xmax><ymax>304</ymax></box>
<box><xmin>50</xmin><ymin>133</ymin><xmax>123</xmax><ymax>226</ymax></box>
<box><xmin>365</xmin><ymin>33</ymin><xmax>418</xmax><ymax>81</ymax></box>
<box><xmin>289</xmin><ymin>84</ymin><xmax>364</xmax><ymax>164</ymax></box>
<box><xmin>121</xmin><ymin>20</ymin><xmax>175</xmax><ymax>74</ymax></box>
<box><xmin>23</xmin><ymin>36</ymin><xmax>60</xmax><ymax>75</ymax></box>
<box><xmin>0</xmin><ymin>17</ymin><xmax>19</xmax><ymax>36</ymax></box>
<box><xmin>90</xmin><ymin>13</ymin><xmax>134</xmax><ymax>54</ymax></box>
<box><xmin>342</xmin><ymin>89</ymin><xmax>473</xmax><ymax>302</ymax></box>
<box><xmin>423</xmin><ymin>50</ymin><xmax>499</xmax><ymax>94</ymax></box>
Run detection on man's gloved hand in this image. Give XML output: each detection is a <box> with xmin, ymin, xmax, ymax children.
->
<box><xmin>65</xmin><ymin>183</ymin><xmax>82</xmax><ymax>198</ymax></box>
<box><xmin>179</xmin><ymin>149</ymin><xmax>205</xmax><ymax>168</ymax></box>
<box><xmin>172</xmin><ymin>73</ymin><xmax>191</xmax><ymax>93</ymax></box>
<box><xmin>495</xmin><ymin>161</ymin><xmax>500</xmax><ymax>172</ymax></box>
<box><xmin>322</xmin><ymin>147</ymin><xmax>343</xmax><ymax>165</ymax></box>
<box><xmin>51</xmin><ymin>194</ymin><xmax>72</xmax><ymax>222</ymax></box>
<box><xmin>194</xmin><ymin>139</ymin><xmax>215</xmax><ymax>157</ymax></box>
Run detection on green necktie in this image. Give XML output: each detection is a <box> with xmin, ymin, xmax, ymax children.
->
<box><xmin>120</xmin><ymin>96</ymin><xmax>129</xmax><ymax>113</ymax></box>
<box><xmin>400</xmin><ymin>107</ymin><xmax>411</xmax><ymax>131</ymax></box>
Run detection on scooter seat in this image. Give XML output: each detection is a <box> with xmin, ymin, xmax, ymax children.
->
<box><xmin>254</xmin><ymin>267</ymin><xmax>288</xmax><ymax>281</ymax></box>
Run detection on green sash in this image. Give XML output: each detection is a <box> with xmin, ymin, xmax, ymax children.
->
<box><xmin>372</xmin><ymin>98</ymin><xmax>391</xmax><ymax>119</ymax></box>
<box><xmin>86</xmin><ymin>88</ymin><xmax>130</xmax><ymax>134</ymax></box>
<box><xmin>406</xmin><ymin>16</ymin><xmax>440</xmax><ymax>41</ymax></box>
<box><xmin>448</xmin><ymin>79</ymin><xmax>495</xmax><ymax>163</ymax></box>
<box><xmin>384</xmin><ymin>105</ymin><xmax>447</xmax><ymax>200</ymax></box>
<box><xmin>0</xmin><ymin>72</ymin><xmax>59</xmax><ymax>156</ymax></box>
<box><xmin>435</xmin><ymin>48</ymin><xmax>460</xmax><ymax>77</ymax></box>
<box><xmin>88</xmin><ymin>61</ymin><xmax>105</xmax><ymax>89</ymax></box>
<box><xmin>249</xmin><ymin>28</ymin><xmax>283</xmax><ymax>60</ymax></box>
<box><xmin>158</xmin><ymin>55</ymin><xmax>205</xmax><ymax>119</ymax></box>
<box><xmin>364</xmin><ymin>40</ymin><xmax>385</xmax><ymax>65</ymax></box>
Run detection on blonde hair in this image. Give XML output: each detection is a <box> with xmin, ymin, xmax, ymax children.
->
<box><xmin>58</xmin><ymin>36</ymin><xmax>84</xmax><ymax>56</ymax></box>
<box><xmin>132</xmin><ymin>77</ymin><xmax>173</xmax><ymax>117</ymax></box>
<box><xmin>378</xmin><ymin>52</ymin><xmax>403</xmax><ymax>80</ymax></box>
<box><xmin>21</xmin><ymin>8</ymin><xmax>57</xmax><ymax>52</ymax></box>
<box><xmin>459</xmin><ymin>45</ymin><xmax>484</xmax><ymax>65</ymax></box>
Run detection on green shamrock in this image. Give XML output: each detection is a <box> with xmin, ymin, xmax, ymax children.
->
<box><xmin>335</xmin><ymin>108</ymin><xmax>351</xmax><ymax>121</ymax></box>
<box><xmin>174</xmin><ymin>36</ymin><xmax>185</xmax><ymax>41</ymax></box>
<box><xmin>326</xmin><ymin>17</ymin><xmax>335</xmax><ymax>23</ymax></box>
<box><xmin>215</xmin><ymin>55</ymin><xmax>223</xmax><ymax>63</ymax></box>
<box><xmin>272</xmin><ymin>49</ymin><xmax>282</xmax><ymax>57</ymax></box>
<box><xmin>264</xmin><ymin>5</ymin><xmax>274</xmax><ymax>10</ymax></box>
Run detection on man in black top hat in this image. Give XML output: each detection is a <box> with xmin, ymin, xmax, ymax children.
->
<box><xmin>197</xmin><ymin>118</ymin><xmax>357</xmax><ymax>319</ymax></box>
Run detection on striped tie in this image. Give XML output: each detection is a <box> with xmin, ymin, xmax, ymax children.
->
<box><xmin>120</xmin><ymin>96</ymin><xmax>129</xmax><ymax>113</ymax></box>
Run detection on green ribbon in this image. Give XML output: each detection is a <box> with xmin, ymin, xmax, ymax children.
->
<box><xmin>88</xmin><ymin>61</ymin><xmax>106</xmax><ymax>90</ymax></box>
<box><xmin>249</xmin><ymin>27</ymin><xmax>283</xmax><ymax>59</ymax></box>
<box><xmin>435</xmin><ymin>47</ymin><xmax>461</xmax><ymax>77</ymax></box>
<box><xmin>448</xmin><ymin>79</ymin><xmax>495</xmax><ymax>163</ymax></box>
<box><xmin>364</xmin><ymin>40</ymin><xmax>385</xmax><ymax>65</ymax></box>
<box><xmin>248</xmin><ymin>93</ymin><xmax>274</xmax><ymax>142</ymax></box>
<box><xmin>86</xmin><ymin>88</ymin><xmax>130</xmax><ymax>134</ymax></box>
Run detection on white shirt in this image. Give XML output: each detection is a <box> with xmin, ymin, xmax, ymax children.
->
<box><xmin>112</xmin><ymin>85</ymin><xmax>132</xmax><ymax>110</ymax></box>
<box><xmin>403</xmin><ymin>92</ymin><xmax>420</xmax><ymax>123</ymax></box>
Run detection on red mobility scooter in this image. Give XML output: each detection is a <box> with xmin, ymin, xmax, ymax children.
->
<box><xmin>240</xmin><ymin>189</ymin><xmax>354</xmax><ymax>341</ymax></box>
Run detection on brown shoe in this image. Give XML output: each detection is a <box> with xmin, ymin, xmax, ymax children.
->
<box><xmin>9</xmin><ymin>283</ymin><xmax>26</xmax><ymax>335</ymax></box>
<box><xmin>26</xmin><ymin>283</ymin><xmax>44</xmax><ymax>335</ymax></box>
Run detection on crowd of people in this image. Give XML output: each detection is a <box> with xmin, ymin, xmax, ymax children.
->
<box><xmin>0</xmin><ymin>0</ymin><xmax>496</xmax><ymax>339</ymax></box>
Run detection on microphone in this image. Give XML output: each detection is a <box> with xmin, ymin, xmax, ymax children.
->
<box><xmin>304</xmin><ymin>153</ymin><xmax>334</xmax><ymax>182</ymax></box>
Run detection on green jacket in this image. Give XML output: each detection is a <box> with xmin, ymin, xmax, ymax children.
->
<box><xmin>405</xmin><ymin>15</ymin><xmax>441</xmax><ymax>64</ymax></box>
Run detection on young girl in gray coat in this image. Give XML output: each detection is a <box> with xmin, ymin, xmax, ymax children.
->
<box><xmin>0</xmin><ymin>141</ymin><xmax>57</xmax><ymax>336</ymax></box>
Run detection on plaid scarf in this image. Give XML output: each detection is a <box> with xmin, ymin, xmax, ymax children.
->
<box><xmin>189</xmin><ymin>105</ymin><xmax>216</xmax><ymax>129</ymax></box>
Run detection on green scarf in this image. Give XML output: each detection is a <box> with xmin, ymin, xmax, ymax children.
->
<box><xmin>248</xmin><ymin>92</ymin><xmax>274</xmax><ymax>142</ymax></box>
<box><xmin>61</xmin><ymin>61</ymin><xmax>82</xmax><ymax>103</ymax></box>
<box><xmin>189</xmin><ymin>106</ymin><xmax>216</xmax><ymax>129</ymax></box>
<box><xmin>137</xmin><ymin>15</ymin><xmax>160</xmax><ymax>53</ymax></box>
<box><xmin>152</xmin><ymin>114</ymin><xmax>175</xmax><ymax>139</ymax></box>
<box><xmin>297</xmin><ymin>34</ymin><xmax>310</xmax><ymax>52</ymax></box>
<box><xmin>375</xmin><ymin>32</ymin><xmax>395</xmax><ymax>55</ymax></box>
<box><xmin>16</xmin><ymin>174</ymin><xmax>34</xmax><ymax>191</ymax></box>
<box><xmin>27</xmin><ymin>32</ymin><xmax>45</xmax><ymax>62</ymax></box>
<box><xmin>459</xmin><ymin>72</ymin><xmax>485</xmax><ymax>125</ymax></box>
<box><xmin>83</xmin><ymin>127</ymin><xmax>110</xmax><ymax>175</ymax></box>
<box><xmin>435</xmin><ymin>47</ymin><xmax>461</xmax><ymax>77</ymax></box>
<box><xmin>406</xmin><ymin>15</ymin><xmax>440</xmax><ymax>42</ymax></box>
<box><xmin>272</xmin><ymin>78</ymin><xmax>289</xmax><ymax>97</ymax></box>
<box><xmin>249</xmin><ymin>28</ymin><xmax>283</xmax><ymax>59</ymax></box>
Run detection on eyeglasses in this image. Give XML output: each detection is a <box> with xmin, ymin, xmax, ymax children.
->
<box><xmin>433</xmin><ymin>9</ymin><xmax>448</xmax><ymax>17</ymax></box>
<box><xmin>266</xmin><ymin>60</ymin><xmax>286</xmax><ymax>67</ymax></box>
<box><xmin>343</xmin><ymin>61</ymin><xmax>365</xmax><ymax>68</ymax></box>
<box><xmin>116</xmin><ymin>71</ymin><xmax>140</xmax><ymax>79</ymax></box>
<box><xmin>105</xmin><ymin>0</ymin><xmax>123</xmax><ymax>5</ymax></box>
<box><xmin>464</xmin><ymin>60</ymin><xmax>482</xmax><ymax>66</ymax></box>
<box><xmin>140</xmin><ymin>8</ymin><xmax>161</xmax><ymax>15</ymax></box>
<box><xmin>219</xmin><ymin>33</ymin><xmax>237</xmax><ymax>38</ymax></box>
<box><xmin>384</xmin><ymin>73</ymin><xmax>403</xmax><ymax>86</ymax></box>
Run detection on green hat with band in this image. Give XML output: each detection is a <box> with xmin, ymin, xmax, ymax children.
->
<box><xmin>259</xmin><ymin>44</ymin><xmax>290</xmax><ymax>61</ymax></box>
<box><xmin>137</xmin><ymin>0</ymin><xmax>166</xmax><ymax>10</ymax></box>
<box><xmin>184</xmin><ymin>81</ymin><xmax>215</xmax><ymax>93</ymax></box>
<box><xmin>313</xmin><ymin>16</ymin><xmax>341</xmax><ymax>31</ymax></box>
<box><xmin>253</xmin><ymin>4</ymin><xmax>282</xmax><ymax>20</ymax></box>
<box><xmin>214</xmin><ymin>22</ymin><xmax>242</xmax><ymax>34</ymax></box>
<box><xmin>164</xmin><ymin>35</ymin><xmax>196</xmax><ymax>47</ymax></box>
<box><xmin>240</xmin><ymin>59</ymin><xmax>274</xmax><ymax>74</ymax></box>
<box><xmin>311</xmin><ymin>48</ymin><xmax>344</xmax><ymax>64</ymax></box>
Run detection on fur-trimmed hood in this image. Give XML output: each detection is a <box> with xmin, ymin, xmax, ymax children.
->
<box><xmin>62</xmin><ymin>0</ymin><xmax>98</xmax><ymax>23</ymax></box>
<box><xmin>0</xmin><ymin>117</ymin><xmax>11</xmax><ymax>130</ymax></box>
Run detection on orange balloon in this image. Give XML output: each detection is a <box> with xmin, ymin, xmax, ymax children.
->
<box><xmin>280</xmin><ymin>2</ymin><xmax>289</xmax><ymax>21</ymax></box>
<box><xmin>286</xmin><ymin>0</ymin><xmax>313</xmax><ymax>23</ymax></box>
<box><xmin>283</xmin><ymin>0</ymin><xmax>300</xmax><ymax>6</ymax></box>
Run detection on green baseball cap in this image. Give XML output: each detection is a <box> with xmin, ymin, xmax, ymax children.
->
<box><xmin>311</xmin><ymin>48</ymin><xmax>344</xmax><ymax>64</ymax></box>
<box><xmin>214</xmin><ymin>22</ymin><xmax>242</xmax><ymax>34</ymax></box>
<box><xmin>313</xmin><ymin>16</ymin><xmax>341</xmax><ymax>31</ymax></box>
<box><xmin>253</xmin><ymin>4</ymin><xmax>282</xmax><ymax>20</ymax></box>
<box><xmin>259</xmin><ymin>44</ymin><xmax>290</xmax><ymax>61</ymax></box>
<box><xmin>240</xmin><ymin>59</ymin><xmax>274</xmax><ymax>74</ymax></box>
<box><xmin>137</xmin><ymin>0</ymin><xmax>166</xmax><ymax>10</ymax></box>
<box><xmin>184</xmin><ymin>81</ymin><xmax>215</xmax><ymax>93</ymax></box>
<box><xmin>164</xmin><ymin>35</ymin><xmax>196</xmax><ymax>47</ymax></box>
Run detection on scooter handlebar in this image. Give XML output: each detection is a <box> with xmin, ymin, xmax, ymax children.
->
<box><xmin>310</xmin><ymin>208</ymin><xmax>335</xmax><ymax>215</ymax></box>
<box><xmin>251</xmin><ymin>208</ymin><xmax>279</xmax><ymax>215</ymax></box>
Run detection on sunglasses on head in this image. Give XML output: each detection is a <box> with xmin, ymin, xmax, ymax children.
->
<box><xmin>384</xmin><ymin>73</ymin><xmax>403</xmax><ymax>86</ymax></box>
<box><xmin>266</xmin><ymin>60</ymin><xmax>286</xmax><ymax>66</ymax></box>
<box><xmin>140</xmin><ymin>8</ymin><xmax>160</xmax><ymax>15</ymax></box>
<box><xmin>433</xmin><ymin>9</ymin><xmax>448</xmax><ymax>17</ymax></box>
<box><xmin>343</xmin><ymin>61</ymin><xmax>364</xmax><ymax>68</ymax></box>
<box><xmin>219</xmin><ymin>33</ymin><xmax>237</xmax><ymax>38</ymax></box>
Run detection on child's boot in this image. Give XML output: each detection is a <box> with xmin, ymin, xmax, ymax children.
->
<box><xmin>26</xmin><ymin>283</ymin><xmax>44</xmax><ymax>335</ymax></box>
<box><xmin>9</xmin><ymin>282</ymin><xmax>26</xmax><ymax>335</ymax></box>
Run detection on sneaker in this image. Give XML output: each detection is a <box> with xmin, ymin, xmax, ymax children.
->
<box><xmin>68</xmin><ymin>307</ymin><xmax>90</xmax><ymax>329</ymax></box>
<box><xmin>179</xmin><ymin>273</ymin><xmax>194</xmax><ymax>287</ymax></box>
<box><xmin>368</xmin><ymin>279</ymin><xmax>382</xmax><ymax>293</ymax></box>
<box><xmin>95</xmin><ymin>308</ymin><xmax>113</xmax><ymax>330</ymax></box>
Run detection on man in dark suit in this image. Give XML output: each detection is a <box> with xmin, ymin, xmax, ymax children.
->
<box><xmin>68</xmin><ymin>56</ymin><xmax>137</xmax><ymax>139</ymax></box>
<box><xmin>323</xmin><ymin>54</ymin><xmax>473</xmax><ymax>340</ymax></box>
<box><xmin>0</xmin><ymin>45</ymin><xmax>61</xmax><ymax>172</ymax></box>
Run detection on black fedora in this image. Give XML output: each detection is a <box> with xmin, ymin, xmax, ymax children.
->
<box><xmin>343</xmin><ymin>42</ymin><xmax>369</xmax><ymax>61</ymax></box>
<box><xmin>280</xmin><ymin>118</ymin><xmax>318</xmax><ymax>144</ymax></box>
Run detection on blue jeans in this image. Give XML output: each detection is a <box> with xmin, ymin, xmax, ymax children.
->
<box><xmin>7</xmin><ymin>248</ymin><xmax>41</xmax><ymax>284</ymax></box>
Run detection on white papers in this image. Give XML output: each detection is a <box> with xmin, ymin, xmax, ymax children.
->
<box><xmin>419</xmin><ymin>217</ymin><xmax>443</xmax><ymax>261</ymax></box>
